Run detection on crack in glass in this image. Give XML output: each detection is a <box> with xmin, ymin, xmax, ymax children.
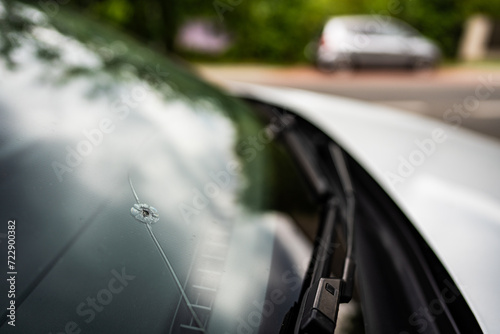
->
<box><xmin>128</xmin><ymin>175</ymin><xmax>205</xmax><ymax>332</ymax></box>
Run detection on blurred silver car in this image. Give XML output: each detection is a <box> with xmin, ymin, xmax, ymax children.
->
<box><xmin>316</xmin><ymin>15</ymin><xmax>441</xmax><ymax>71</ymax></box>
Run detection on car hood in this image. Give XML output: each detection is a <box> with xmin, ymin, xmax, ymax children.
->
<box><xmin>228</xmin><ymin>82</ymin><xmax>500</xmax><ymax>333</ymax></box>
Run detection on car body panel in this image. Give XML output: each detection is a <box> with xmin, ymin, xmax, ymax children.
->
<box><xmin>229</xmin><ymin>82</ymin><xmax>500</xmax><ymax>333</ymax></box>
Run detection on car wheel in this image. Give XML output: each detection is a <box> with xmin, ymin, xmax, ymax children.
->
<box><xmin>412</xmin><ymin>57</ymin><xmax>436</xmax><ymax>71</ymax></box>
<box><xmin>317</xmin><ymin>57</ymin><xmax>353</xmax><ymax>74</ymax></box>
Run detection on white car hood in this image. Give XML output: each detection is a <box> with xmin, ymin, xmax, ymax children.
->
<box><xmin>229</xmin><ymin>82</ymin><xmax>500</xmax><ymax>333</ymax></box>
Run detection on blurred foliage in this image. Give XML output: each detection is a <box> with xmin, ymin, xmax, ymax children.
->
<box><xmin>397</xmin><ymin>0</ymin><xmax>464</xmax><ymax>59</ymax></box>
<box><xmin>24</xmin><ymin>0</ymin><xmax>500</xmax><ymax>62</ymax></box>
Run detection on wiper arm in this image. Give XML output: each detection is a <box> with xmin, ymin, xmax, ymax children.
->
<box><xmin>294</xmin><ymin>143</ymin><xmax>356</xmax><ymax>334</ymax></box>
<box><xmin>295</xmin><ymin>200</ymin><xmax>342</xmax><ymax>334</ymax></box>
<box><xmin>330</xmin><ymin>143</ymin><xmax>356</xmax><ymax>304</ymax></box>
<box><xmin>272</xmin><ymin>111</ymin><xmax>356</xmax><ymax>334</ymax></box>
<box><xmin>275</xmin><ymin>114</ymin><xmax>332</xmax><ymax>201</ymax></box>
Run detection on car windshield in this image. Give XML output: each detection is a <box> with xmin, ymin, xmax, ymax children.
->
<box><xmin>0</xmin><ymin>2</ymin><xmax>316</xmax><ymax>333</ymax></box>
<box><xmin>340</xmin><ymin>16</ymin><xmax>419</xmax><ymax>37</ymax></box>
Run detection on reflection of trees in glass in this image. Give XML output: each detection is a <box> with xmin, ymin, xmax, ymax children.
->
<box><xmin>0</xmin><ymin>1</ymin><xmax>277</xmax><ymax>214</ymax></box>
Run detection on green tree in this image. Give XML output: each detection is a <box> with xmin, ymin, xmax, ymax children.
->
<box><xmin>29</xmin><ymin>0</ymin><xmax>500</xmax><ymax>62</ymax></box>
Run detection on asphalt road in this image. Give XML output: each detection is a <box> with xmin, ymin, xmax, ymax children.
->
<box><xmin>197</xmin><ymin>65</ymin><xmax>500</xmax><ymax>141</ymax></box>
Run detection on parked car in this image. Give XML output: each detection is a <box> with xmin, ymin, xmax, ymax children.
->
<box><xmin>316</xmin><ymin>15</ymin><xmax>442</xmax><ymax>71</ymax></box>
<box><xmin>0</xmin><ymin>2</ymin><xmax>497</xmax><ymax>334</ymax></box>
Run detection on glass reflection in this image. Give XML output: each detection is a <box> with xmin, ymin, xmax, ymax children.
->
<box><xmin>0</xmin><ymin>2</ymin><xmax>317</xmax><ymax>334</ymax></box>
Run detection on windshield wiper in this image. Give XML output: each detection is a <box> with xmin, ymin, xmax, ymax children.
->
<box><xmin>290</xmin><ymin>143</ymin><xmax>356</xmax><ymax>334</ymax></box>
<box><xmin>273</xmin><ymin>112</ymin><xmax>356</xmax><ymax>334</ymax></box>
<box><xmin>295</xmin><ymin>199</ymin><xmax>342</xmax><ymax>333</ymax></box>
<box><xmin>293</xmin><ymin>143</ymin><xmax>356</xmax><ymax>334</ymax></box>
<box><xmin>330</xmin><ymin>142</ymin><xmax>356</xmax><ymax>304</ymax></box>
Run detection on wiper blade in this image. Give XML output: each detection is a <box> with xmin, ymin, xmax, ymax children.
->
<box><xmin>330</xmin><ymin>143</ymin><xmax>356</xmax><ymax>304</ymax></box>
<box><xmin>275</xmin><ymin>114</ymin><xmax>332</xmax><ymax>201</ymax></box>
<box><xmin>272</xmin><ymin>111</ymin><xmax>356</xmax><ymax>334</ymax></box>
<box><xmin>295</xmin><ymin>200</ymin><xmax>342</xmax><ymax>333</ymax></box>
<box><xmin>294</xmin><ymin>143</ymin><xmax>357</xmax><ymax>334</ymax></box>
